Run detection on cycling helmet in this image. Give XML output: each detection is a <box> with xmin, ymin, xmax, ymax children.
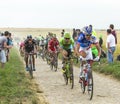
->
<box><xmin>27</xmin><ymin>35</ymin><xmax>32</xmax><ymax>39</ymax></box>
<box><xmin>64</xmin><ymin>32</ymin><xmax>71</xmax><ymax>39</ymax></box>
<box><xmin>82</xmin><ymin>26</ymin><xmax>92</xmax><ymax>35</ymax></box>
<box><xmin>29</xmin><ymin>35</ymin><xmax>32</xmax><ymax>38</ymax></box>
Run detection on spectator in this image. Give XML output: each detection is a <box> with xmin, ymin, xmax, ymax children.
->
<box><xmin>99</xmin><ymin>34</ymin><xmax>103</xmax><ymax>48</ymax></box>
<box><xmin>106</xmin><ymin>29</ymin><xmax>116</xmax><ymax>63</ymax></box>
<box><xmin>0</xmin><ymin>31</ymin><xmax>12</xmax><ymax>68</ymax></box>
<box><xmin>61</xmin><ymin>29</ymin><xmax>65</xmax><ymax>37</ymax></box>
<box><xmin>6</xmin><ymin>32</ymin><xmax>13</xmax><ymax>61</ymax></box>
<box><xmin>89</xmin><ymin>24</ymin><xmax>97</xmax><ymax>36</ymax></box>
<box><xmin>76</xmin><ymin>29</ymin><xmax>81</xmax><ymax>37</ymax></box>
<box><xmin>72</xmin><ymin>28</ymin><xmax>77</xmax><ymax>40</ymax></box>
<box><xmin>109</xmin><ymin>24</ymin><xmax>117</xmax><ymax>44</ymax></box>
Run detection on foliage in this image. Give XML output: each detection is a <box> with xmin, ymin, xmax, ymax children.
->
<box><xmin>0</xmin><ymin>48</ymin><xmax>40</xmax><ymax>104</ymax></box>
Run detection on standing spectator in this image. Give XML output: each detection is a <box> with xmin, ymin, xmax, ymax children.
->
<box><xmin>89</xmin><ymin>24</ymin><xmax>97</xmax><ymax>36</ymax></box>
<box><xmin>109</xmin><ymin>24</ymin><xmax>117</xmax><ymax>44</ymax></box>
<box><xmin>106</xmin><ymin>29</ymin><xmax>116</xmax><ymax>63</ymax></box>
<box><xmin>6</xmin><ymin>32</ymin><xmax>13</xmax><ymax>61</ymax></box>
<box><xmin>61</xmin><ymin>29</ymin><xmax>65</xmax><ymax>37</ymax></box>
<box><xmin>0</xmin><ymin>31</ymin><xmax>12</xmax><ymax>68</ymax></box>
<box><xmin>99</xmin><ymin>34</ymin><xmax>103</xmax><ymax>48</ymax></box>
<box><xmin>72</xmin><ymin>28</ymin><xmax>77</xmax><ymax>40</ymax></box>
<box><xmin>72</xmin><ymin>28</ymin><xmax>77</xmax><ymax>45</ymax></box>
<box><xmin>76</xmin><ymin>29</ymin><xmax>81</xmax><ymax>37</ymax></box>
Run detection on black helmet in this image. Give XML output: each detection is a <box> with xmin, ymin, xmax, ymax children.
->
<box><xmin>27</xmin><ymin>35</ymin><xmax>32</xmax><ymax>39</ymax></box>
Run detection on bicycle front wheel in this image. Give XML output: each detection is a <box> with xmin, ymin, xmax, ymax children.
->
<box><xmin>63</xmin><ymin>73</ymin><xmax>68</xmax><ymax>85</ymax></box>
<box><xmin>80</xmin><ymin>77</ymin><xmax>86</xmax><ymax>93</ymax></box>
<box><xmin>87</xmin><ymin>71</ymin><xmax>93</xmax><ymax>100</ymax></box>
<box><xmin>70</xmin><ymin>67</ymin><xmax>74</xmax><ymax>89</ymax></box>
<box><xmin>28</xmin><ymin>57</ymin><xmax>33</xmax><ymax>79</ymax></box>
<box><xmin>29</xmin><ymin>64</ymin><xmax>33</xmax><ymax>79</ymax></box>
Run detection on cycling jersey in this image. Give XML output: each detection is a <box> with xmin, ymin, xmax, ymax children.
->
<box><xmin>91</xmin><ymin>44</ymin><xmax>98</xmax><ymax>58</ymax></box>
<box><xmin>20</xmin><ymin>42</ymin><xmax>24</xmax><ymax>48</ymax></box>
<box><xmin>77</xmin><ymin>32</ymin><xmax>98</xmax><ymax>48</ymax></box>
<box><xmin>60</xmin><ymin>37</ymin><xmax>74</xmax><ymax>50</ymax></box>
<box><xmin>48</xmin><ymin>38</ymin><xmax>59</xmax><ymax>52</ymax></box>
<box><xmin>24</xmin><ymin>39</ymin><xmax>37</xmax><ymax>53</ymax></box>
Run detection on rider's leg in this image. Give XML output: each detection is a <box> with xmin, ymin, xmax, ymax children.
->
<box><xmin>25</xmin><ymin>53</ymin><xmax>29</xmax><ymax>71</ymax></box>
<box><xmin>62</xmin><ymin>50</ymin><xmax>68</xmax><ymax>72</ymax></box>
<box><xmin>32</xmin><ymin>55</ymin><xmax>35</xmax><ymax>71</ymax></box>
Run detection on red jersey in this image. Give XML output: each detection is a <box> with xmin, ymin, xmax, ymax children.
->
<box><xmin>48</xmin><ymin>39</ymin><xmax>59</xmax><ymax>52</ymax></box>
<box><xmin>20</xmin><ymin>42</ymin><xmax>24</xmax><ymax>48</ymax></box>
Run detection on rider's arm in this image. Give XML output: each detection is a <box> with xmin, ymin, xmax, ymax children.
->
<box><xmin>92</xmin><ymin>36</ymin><xmax>101</xmax><ymax>58</ymax></box>
<box><xmin>75</xmin><ymin>43</ymin><xmax>80</xmax><ymax>56</ymax></box>
<box><xmin>95</xmin><ymin>43</ymin><xmax>101</xmax><ymax>58</ymax></box>
<box><xmin>33</xmin><ymin>39</ymin><xmax>38</xmax><ymax>52</ymax></box>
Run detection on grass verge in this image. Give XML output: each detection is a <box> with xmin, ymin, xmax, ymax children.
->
<box><xmin>0</xmin><ymin>47</ymin><xmax>48</xmax><ymax>104</ymax></box>
<box><xmin>92</xmin><ymin>58</ymin><xmax>120</xmax><ymax>80</ymax></box>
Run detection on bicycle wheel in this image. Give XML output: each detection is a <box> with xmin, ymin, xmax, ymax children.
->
<box><xmin>29</xmin><ymin>59</ymin><xmax>33</xmax><ymax>78</ymax></box>
<box><xmin>54</xmin><ymin>60</ymin><xmax>58</xmax><ymax>72</ymax></box>
<box><xmin>50</xmin><ymin>62</ymin><xmax>53</xmax><ymax>70</ymax></box>
<box><xmin>63</xmin><ymin>73</ymin><xmax>68</xmax><ymax>85</ymax></box>
<box><xmin>80</xmin><ymin>77</ymin><xmax>86</xmax><ymax>93</ymax></box>
<box><xmin>70</xmin><ymin>67</ymin><xmax>74</xmax><ymax>89</ymax></box>
<box><xmin>41</xmin><ymin>51</ymin><xmax>45</xmax><ymax>61</ymax></box>
<box><xmin>87</xmin><ymin>71</ymin><xmax>93</xmax><ymax>100</ymax></box>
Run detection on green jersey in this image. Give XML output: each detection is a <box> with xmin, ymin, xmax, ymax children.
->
<box><xmin>59</xmin><ymin>37</ymin><xmax>74</xmax><ymax>50</ymax></box>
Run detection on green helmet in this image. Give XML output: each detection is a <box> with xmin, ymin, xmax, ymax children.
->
<box><xmin>64</xmin><ymin>32</ymin><xmax>71</xmax><ymax>38</ymax></box>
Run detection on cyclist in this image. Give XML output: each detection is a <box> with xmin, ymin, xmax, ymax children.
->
<box><xmin>19</xmin><ymin>41</ymin><xmax>25</xmax><ymax>56</ymax></box>
<box><xmin>48</xmin><ymin>34</ymin><xmax>59</xmax><ymax>64</ymax></box>
<box><xmin>23</xmin><ymin>35</ymin><xmax>37</xmax><ymax>71</ymax></box>
<box><xmin>59</xmin><ymin>32</ymin><xmax>75</xmax><ymax>72</ymax></box>
<box><xmin>75</xmin><ymin>26</ymin><xmax>101</xmax><ymax>83</ymax></box>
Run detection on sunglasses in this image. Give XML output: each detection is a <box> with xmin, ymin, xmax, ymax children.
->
<box><xmin>85</xmin><ymin>34</ymin><xmax>91</xmax><ymax>37</ymax></box>
<box><xmin>65</xmin><ymin>38</ymin><xmax>70</xmax><ymax>40</ymax></box>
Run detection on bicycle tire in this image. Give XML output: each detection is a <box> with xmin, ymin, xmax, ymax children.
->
<box><xmin>54</xmin><ymin>60</ymin><xmax>58</xmax><ymax>72</ymax></box>
<box><xmin>63</xmin><ymin>73</ymin><xmax>68</xmax><ymax>85</ymax></box>
<box><xmin>29</xmin><ymin>58</ymin><xmax>33</xmax><ymax>79</ymax></box>
<box><xmin>70</xmin><ymin>66</ymin><xmax>74</xmax><ymax>89</ymax></box>
<box><xmin>87</xmin><ymin>70</ymin><xmax>93</xmax><ymax>100</ymax></box>
<box><xmin>80</xmin><ymin>77</ymin><xmax>86</xmax><ymax>93</ymax></box>
<box><xmin>41</xmin><ymin>52</ymin><xmax>45</xmax><ymax>61</ymax></box>
<box><xmin>50</xmin><ymin>62</ymin><xmax>53</xmax><ymax>70</ymax></box>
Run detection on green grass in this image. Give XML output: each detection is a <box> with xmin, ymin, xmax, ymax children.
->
<box><xmin>0</xmin><ymin>47</ymin><xmax>41</xmax><ymax>104</ymax></box>
<box><xmin>92</xmin><ymin>58</ymin><xmax>120</xmax><ymax>80</ymax></box>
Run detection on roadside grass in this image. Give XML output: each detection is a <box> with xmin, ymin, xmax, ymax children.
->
<box><xmin>92</xmin><ymin>58</ymin><xmax>120</xmax><ymax>80</ymax></box>
<box><xmin>0</xmin><ymin>47</ymin><xmax>48</xmax><ymax>104</ymax></box>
